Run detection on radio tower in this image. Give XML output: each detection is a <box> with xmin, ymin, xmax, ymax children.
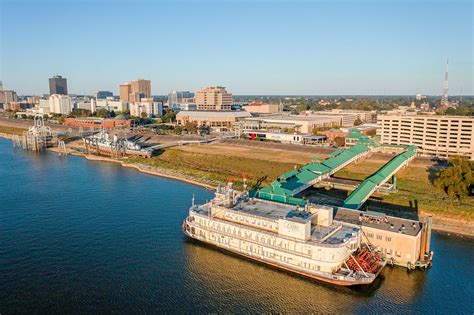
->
<box><xmin>440</xmin><ymin>59</ymin><xmax>449</xmax><ymax>107</ymax></box>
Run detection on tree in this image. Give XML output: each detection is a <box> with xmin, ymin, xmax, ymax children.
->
<box><xmin>95</xmin><ymin>108</ymin><xmax>111</xmax><ymax>118</ymax></box>
<box><xmin>353</xmin><ymin>118</ymin><xmax>363</xmax><ymax>126</ymax></box>
<box><xmin>183</xmin><ymin>122</ymin><xmax>198</xmax><ymax>133</ymax></box>
<box><xmin>334</xmin><ymin>137</ymin><xmax>345</xmax><ymax>147</ymax></box>
<box><xmin>162</xmin><ymin>110</ymin><xmax>176</xmax><ymax>123</ymax></box>
<box><xmin>366</xmin><ymin>129</ymin><xmax>377</xmax><ymax>137</ymax></box>
<box><xmin>434</xmin><ymin>158</ymin><xmax>474</xmax><ymax>198</ymax></box>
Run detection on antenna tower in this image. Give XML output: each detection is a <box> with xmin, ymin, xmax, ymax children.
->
<box><xmin>440</xmin><ymin>59</ymin><xmax>449</xmax><ymax>106</ymax></box>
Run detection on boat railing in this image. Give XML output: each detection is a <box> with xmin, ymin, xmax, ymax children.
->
<box><xmin>188</xmin><ymin>211</ymin><xmax>352</xmax><ymax>249</ymax></box>
<box><xmin>186</xmin><ymin>221</ymin><xmax>376</xmax><ymax>283</ymax></box>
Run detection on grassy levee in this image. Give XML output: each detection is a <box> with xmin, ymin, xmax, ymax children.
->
<box><xmin>0</xmin><ymin>125</ymin><xmax>27</xmax><ymax>135</ymax></box>
<box><xmin>334</xmin><ymin>160</ymin><xmax>474</xmax><ymax>222</ymax></box>
<box><xmin>124</xmin><ymin>147</ymin><xmax>298</xmax><ymax>189</ymax></box>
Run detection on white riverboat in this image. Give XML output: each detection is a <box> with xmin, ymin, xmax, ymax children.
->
<box><xmin>183</xmin><ymin>180</ymin><xmax>385</xmax><ymax>286</ymax></box>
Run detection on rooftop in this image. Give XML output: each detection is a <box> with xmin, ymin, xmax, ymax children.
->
<box><xmin>334</xmin><ymin>206</ymin><xmax>422</xmax><ymax>236</ymax></box>
<box><xmin>245</xmin><ymin>114</ymin><xmax>342</xmax><ymax>122</ymax></box>
<box><xmin>176</xmin><ymin>110</ymin><xmax>252</xmax><ymax>118</ymax></box>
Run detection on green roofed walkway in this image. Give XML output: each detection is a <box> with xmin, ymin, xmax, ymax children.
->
<box><xmin>342</xmin><ymin>146</ymin><xmax>418</xmax><ymax>209</ymax></box>
<box><xmin>256</xmin><ymin>142</ymin><xmax>371</xmax><ymax>205</ymax></box>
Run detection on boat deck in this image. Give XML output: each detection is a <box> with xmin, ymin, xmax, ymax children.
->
<box><xmin>192</xmin><ymin>197</ymin><xmax>359</xmax><ymax>246</ymax></box>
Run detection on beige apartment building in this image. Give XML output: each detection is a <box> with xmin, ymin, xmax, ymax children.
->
<box><xmin>377</xmin><ymin>114</ymin><xmax>474</xmax><ymax>160</ymax></box>
<box><xmin>120</xmin><ymin>79</ymin><xmax>151</xmax><ymax>101</ymax></box>
<box><xmin>195</xmin><ymin>86</ymin><xmax>232</xmax><ymax>110</ymax></box>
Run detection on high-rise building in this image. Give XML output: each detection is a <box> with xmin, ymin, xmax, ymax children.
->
<box><xmin>0</xmin><ymin>81</ymin><xmax>18</xmax><ymax>104</ymax></box>
<box><xmin>49</xmin><ymin>75</ymin><xmax>68</xmax><ymax>95</ymax></box>
<box><xmin>49</xmin><ymin>94</ymin><xmax>72</xmax><ymax>115</ymax></box>
<box><xmin>119</xmin><ymin>79</ymin><xmax>151</xmax><ymax>101</ymax></box>
<box><xmin>131</xmin><ymin>79</ymin><xmax>151</xmax><ymax>99</ymax></box>
<box><xmin>119</xmin><ymin>83</ymin><xmax>132</xmax><ymax>101</ymax></box>
<box><xmin>2</xmin><ymin>90</ymin><xmax>18</xmax><ymax>103</ymax></box>
<box><xmin>195</xmin><ymin>86</ymin><xmax>232</xmax><ymax>111</ymax></box>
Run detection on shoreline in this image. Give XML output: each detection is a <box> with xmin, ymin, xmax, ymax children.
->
<box><xmin>1</xmin><ymin>133</ymin><xmax>472</xmax><ymax>238</ymax></box>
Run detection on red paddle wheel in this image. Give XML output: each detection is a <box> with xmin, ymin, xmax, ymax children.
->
<box><xmin>346</xmin><ymin>248</ymin><xmax>383</xmax><ymax>274</ymax></box>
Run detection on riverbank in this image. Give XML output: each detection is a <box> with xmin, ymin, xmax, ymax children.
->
<box><xmin>1</xmin><ymin>131</ymin><xmax>472</xmax><ymax>238</ymax></box>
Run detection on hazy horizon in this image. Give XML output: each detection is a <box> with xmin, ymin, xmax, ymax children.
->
<box><xmin>1</xmin><ymin>0</ymin><xmax>473</xmax><ymax>96</ymax></box>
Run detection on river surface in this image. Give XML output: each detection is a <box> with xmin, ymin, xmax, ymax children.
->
<box><xmin>0</xmin><ymin>138</ymin><xmax>473</xmax><ymax>314</ymax></box>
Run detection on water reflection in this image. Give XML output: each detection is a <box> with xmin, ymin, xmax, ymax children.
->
<box><xmin>183</xmin><ymin>238</ymin><xmax>432</xmax><ymax>312</ymax></box>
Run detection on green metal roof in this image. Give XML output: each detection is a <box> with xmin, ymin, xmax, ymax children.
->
<box><xmin>343</xmin><ymin>148</ymin><xmax>417</xmax><ymax>209</ymax></box>
<box><xmin>278</xmin><ymin>169</ymin><xmax>299</xmax><ymax>180</ymax></box>
<box><xmin>329</xmin><ymin>149</ymin><xmax>344</xmax><ymax>157</ymax></box>
<box><xmin>256</xmin><ymin>142</ymin><xmax>371</xmax><ymax>204</ymax></box>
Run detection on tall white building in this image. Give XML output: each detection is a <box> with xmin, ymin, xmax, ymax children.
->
<box><xmin>49</xmin><ymin>94</ymin><xmax>72</xmax><ymax>115</ymax></box>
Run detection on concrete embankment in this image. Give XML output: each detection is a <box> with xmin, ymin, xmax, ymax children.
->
<box><xmin>55</xmin><ymin>148</ymin><xmax>216</xmax><ymax>190</ymax></box>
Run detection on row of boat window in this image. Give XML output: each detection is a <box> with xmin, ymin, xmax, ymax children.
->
<box><xmin>196</xmin><ymin>217</ymin><xmax>315</xmax><ymax>257</ymax></box>
<box><xmin>205</xmin><ymin>229</ymin><xmax>329</xmax><ymax>273</ymax></box>
<box><xmin>224</xmin><ymin>212</ymin><xmax>275</xmax><ymax>230</ymax></box>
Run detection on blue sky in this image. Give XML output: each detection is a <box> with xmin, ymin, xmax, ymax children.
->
<box><xmin>1</xmin><ymin>0</ymin><xmax>472</xmax><ymax>95</ymax></box>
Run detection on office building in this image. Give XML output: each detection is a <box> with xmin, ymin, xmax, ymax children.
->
<box><xmin>49</xmin><ymin>94</ymin><xmax>72</xmax><ymax>115</ymax></box>
<box><xmin>171</xmin><ymin>102</ymin><xmax>197</xmax><ymax>112</ymax></box>
<box><xmin>377</xmin><ymin>114</ymin><xmax>474</xmax><ymax>160</ymax></box>
<box><xmin>96</xmin><ymin>99</ymin><xmax>129</xmax><ymax>113</ymax></box>
<box><xmin>176</xmin><ymin>110</ymin><xmax>251</xmax><ymax>132</ymax></box>
<box><xmin>96</xmin><ymin>91</ymin><xmax>114</xmax><ymax>99</ymax></box>
<box><xmin>0</xmin><ymin>81</ymin><xmax>18</xmax><ymax>104</ymax></box>
<box><xmin>1</xmin><ymin>90</ymin><xmax>18</xmax><ymax>104</ymax></box>
<box><xmin>195</xmin><ymin>86</ymin><xmax>232</xmax><ymax>111</ymax></box>
<box><xmin>131</xmin><ymin>79</ymin><xmax>151</xmax><ymax>98</ymax></box>
<box><xmin>120</xmin><ymin>79</ymin><xmax>151</xmax><ymax>101</ymax></box>
<box><xmin>168</xmin><ymin>91</ymin><xmax>194</xmax><ymax>106</ymax></box>
<box><xmin>129</xmin><ymin>98</ymin><xmax>163</xmax><ymax>118</ymax></box>
<box><xmin>49</xmin><ymin>75</ymin><xmax>68</xmax><ymax>95</ymax></box>
<box><xmin>120</xmin><ymin>83</ymin><xmax>132</xmax><ymax>101</ymax></box>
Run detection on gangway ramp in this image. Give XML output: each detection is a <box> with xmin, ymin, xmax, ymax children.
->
<box><xmin>342</xmin><ymin>146</ymin><xmax>417</xmax><ymax>210</ymax></box>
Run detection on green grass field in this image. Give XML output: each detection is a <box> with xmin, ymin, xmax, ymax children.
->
<box><xmin>334</xmin><ymin>161</ymin><xmax>474</xmax><ymax>221</ymax></box>
<box><xmin>124</xmin><ymin>147</ymin><xmax>297</xmax><ymax>190</ymax></box>
<box><xmin>0</xmin><ymin>125</ymin><xmax>27</xmax><ymax>135</ymax></box>
<box><xmin>123</xmin><ymin>147</ymin><xmax>472</xmax><ymax>222</ymax></box>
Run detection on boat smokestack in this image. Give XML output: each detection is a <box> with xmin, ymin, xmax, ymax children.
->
<box><xmin>228</xmin><ymin>177</ymin><xmax>233</xmax><ymax>190</ymax></box>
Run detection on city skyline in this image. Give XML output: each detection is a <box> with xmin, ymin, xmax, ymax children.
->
<box><xmin>1</xmin><ymin>0</ymin><xmax>473</xmax><ymax>96</ymax></box>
